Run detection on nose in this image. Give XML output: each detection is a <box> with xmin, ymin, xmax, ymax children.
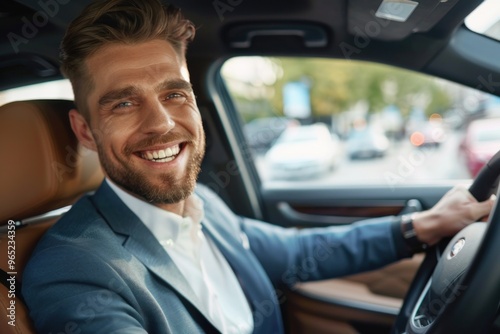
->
<box><xmin>140</xmin><ymin>100</ymin><xmax>175</xmax><ymax>135</ymax></box>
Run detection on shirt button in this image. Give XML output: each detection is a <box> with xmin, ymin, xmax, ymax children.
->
<box><xmin>160</xmin><ymin>239</ymin><xmax>174</xmax><ymax>247</ymax></box>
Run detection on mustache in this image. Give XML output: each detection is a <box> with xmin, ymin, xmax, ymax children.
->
<box><xmin>124</xmin><ymin>132</ymin><xmax>194</xmax><ymax>155</ymax></box>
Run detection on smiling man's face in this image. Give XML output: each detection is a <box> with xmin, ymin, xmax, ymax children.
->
<box><xmin>70</xmin><ymin>39</ymin><xmax>205</xmax><ymax>209</ymax></box>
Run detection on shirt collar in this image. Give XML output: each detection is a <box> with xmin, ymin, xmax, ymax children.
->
<box><xmin>105</xmin><ymin>178</ymin><xmax>205</xmax><ymax>244</ymax></box>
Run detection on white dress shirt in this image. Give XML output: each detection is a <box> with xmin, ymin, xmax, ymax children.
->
<box><xmin>106</xmin><ymin>179</ymin><xmax>254</xmax><ymax>334</ymax></box>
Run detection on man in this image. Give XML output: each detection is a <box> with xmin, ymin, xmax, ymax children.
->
<box><xmin>22</xmin><ymin>0</ymin><xmax>494</xmax><ymax>333</ymax></box>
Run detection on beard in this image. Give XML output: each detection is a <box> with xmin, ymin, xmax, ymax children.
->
<box><xmin>96</xmin><ymin>131</ymin><xmax>205</xmax><ymax>205</ymax></box>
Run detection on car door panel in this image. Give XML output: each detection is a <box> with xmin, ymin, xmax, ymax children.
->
<box><xmin>260</xmin><ymin>183</ymin><xmax>455</xmax><ymax>332</ymax></box>
<box><xmin>261</xmin><ymin>184</ymin><xmax>452</xmax><ymax>227</ymax></box>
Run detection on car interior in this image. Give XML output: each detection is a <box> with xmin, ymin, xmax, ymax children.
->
<box><xmin>1</xmin><ymin>0</ymin><xmax>500</xmax><ymax>333</ymax></box>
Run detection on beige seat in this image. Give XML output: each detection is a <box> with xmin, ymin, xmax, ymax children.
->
<box><xmin>0</xmin><ymin>100</ymin><xmax>103</xmax><ymax>334</ymax></box>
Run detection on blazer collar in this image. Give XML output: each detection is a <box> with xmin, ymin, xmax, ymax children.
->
<box><xmin>200</xmin><ymin>210</ymin><xmax>284</xmax><ymax>334</ymax></box>
<box><xmin>90</xmin><ymin>181</ymin><xmax>221</xmax><ymax>332</ymax></box>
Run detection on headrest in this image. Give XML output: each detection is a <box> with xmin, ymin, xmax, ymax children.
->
<box><xmin>0</xmin><ymin>100</ymin><xmax>104</xmax><ymax>222</ymax></box>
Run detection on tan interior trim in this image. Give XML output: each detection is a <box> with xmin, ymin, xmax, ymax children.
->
<box><xmin>0</xmin><ymin>100</ymin><xmax>103</xmax><ymax>223</ymax></box>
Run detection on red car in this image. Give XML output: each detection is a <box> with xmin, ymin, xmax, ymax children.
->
<box><xmin>460</xmin><ymin>118</ymin><xmax>500</xmax><ymax>177</ymax></box>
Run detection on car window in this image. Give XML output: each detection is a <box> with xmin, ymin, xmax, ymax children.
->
<box><xmin>0</xmin><ymin>79</ymin><xmax>73</xmax><ymax>105</ymax></box>
<box><xmin>465</xmin><ymin>0</ymin><xmax>500</xmax><ymax>42</ymax></box>
<box><xmin>220</xmin><ymin>57</ymin><xmax>499</xmax><ymax>187</ymax></box>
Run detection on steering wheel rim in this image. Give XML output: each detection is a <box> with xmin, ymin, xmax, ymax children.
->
<box><xmin>392</xmin><ymin>150</ymin><xmax>500</xmax><ymax>334</ymax></box>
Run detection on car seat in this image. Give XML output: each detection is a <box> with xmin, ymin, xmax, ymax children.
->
<box><xmin>0</xmin><ymin>100</ymin><xmax>103</xmax><ymax>333</ymax></box>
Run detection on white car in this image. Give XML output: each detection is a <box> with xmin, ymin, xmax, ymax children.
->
<box><xmin>265</xmin><ymin>123</ymin><xmax>341</xmax><ymax>179</ymax></box>
<box><xmin>346</xmin><ymin>128</ymin><xmax>390</xmax><ymax>159</ymax></box>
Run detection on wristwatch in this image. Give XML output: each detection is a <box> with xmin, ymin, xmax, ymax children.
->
<box><xmin>400</xmin><ymin>213</ymin><xmax>428</xmax><ymax>253</ymax></box>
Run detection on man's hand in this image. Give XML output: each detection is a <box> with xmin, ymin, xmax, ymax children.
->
<box><xmin>412</xmin><ymin>185</ymin><xmax>496</xmax><ymax>246</ymax></box>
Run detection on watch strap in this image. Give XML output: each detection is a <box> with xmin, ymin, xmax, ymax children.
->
<box><xmin>400</xmin><ymin>214</ymin><xmax>428</xmax><ymax>253</ymax></box>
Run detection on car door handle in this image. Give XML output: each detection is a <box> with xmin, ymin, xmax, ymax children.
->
<box><xmin>277</xmin><ymin>202</ymin><xmax>366</xmax><ymax>225</ymax></box>
<box><xmin>277</xmin><ymin>199</ymin><xmax>423</xmax><ymax>226</ymax></box>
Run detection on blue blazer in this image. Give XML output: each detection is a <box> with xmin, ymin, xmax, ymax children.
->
<box><xmin>23</xmin><ymin>182</ymin><xmax>408</xmax><ymax>333</ymax></box>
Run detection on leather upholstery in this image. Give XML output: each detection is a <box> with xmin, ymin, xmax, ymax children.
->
<box><xmin>0</xmin><ymin>100</ymin><xmax>103</xmax><ymax>334</ymax></box>
<box><xmin>343</xmin><ymin>254</ymin><xmax>423</xmax><ymax>299</ymax></box>
<box><xmin>284</xmin><ymin>255</ymin><xmax>423</xmax><ymax>333</ymax></box>
<box><xmin>0</xmin><ymin>100</ymin><xmax>103</xmax><ymax>222</ymax></box>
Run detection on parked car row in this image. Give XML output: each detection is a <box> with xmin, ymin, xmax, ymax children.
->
<box><xmin>460</xmin><ymin>117</ymin><xmax>500</xmax><ymax>177</ymax></box>
<box><xmin>260</xmin><ymin>116</ymin><xmax>500</xmax><ymax>180</ymax></box>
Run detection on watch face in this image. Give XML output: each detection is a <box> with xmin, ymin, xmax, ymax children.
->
<box><xmin>402</xmin><ymin>215</ymin><xmax>417</xmax><ymax>239</ymax></box>
<box><xmin>401</xmin><ymin>215</ymin><xmax>427</xmax><ymax>252</ymax></box>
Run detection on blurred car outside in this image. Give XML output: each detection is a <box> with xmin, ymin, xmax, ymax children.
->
<box><xmin>408</xmin><ymin>118</ymin><xmax>447</xmax><ymax>148</ymax></box>
<box><xmin>243</xmin><ymin>117</ymin><xmax>299</xmax><ymax>153</ymax></box>
<box><xmin>265</xmin><ymin>123</ymin><xmax>342</xmax><ymax>180</ymax></box>
<box><xmin>346</xmin><ymin>127</ymin><xmax>390</xmax><ymax>159</ymax></box>
<box><xmin>380</xmin><ymin>105</ymin><xmax>405</xmax><ymax>140</ymax></box>
<box><xmin>459</xmin><ymin>117</ymin><xmax>500</xmax><ymax>177</ymax></box>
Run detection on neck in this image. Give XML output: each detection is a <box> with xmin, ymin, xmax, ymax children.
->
<box><xmin>105</xmin><ymin>178</ymin><xmax>187</xmax><ymax>216</ymax></box>
<box><xmin>155</xmin><ymin>201</ymin><xmax>186</xmax><ymax>216</ymax></box>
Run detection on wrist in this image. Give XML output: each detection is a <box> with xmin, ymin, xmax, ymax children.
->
<box><xmin>400</xmin><ymin>213</ymin><xmax>428</xmax><ymax>253</ymax></box>
<box><xmin>411</xmin><ymin>210</ymin><xmax>442</xmax><ymax>246</ymax></box>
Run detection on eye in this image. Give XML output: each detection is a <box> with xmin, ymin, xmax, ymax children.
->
<box><xmin>164</xmin><ymin>93</ymin><xmax>187</xmax><ymax>104</ymax></box>
<box><xmin>113</xmin><ymin>101</ymin><xmax>133</xmax><ymax>109</ymax></box>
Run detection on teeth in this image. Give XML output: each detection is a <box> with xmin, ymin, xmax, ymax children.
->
<box><xmin>141</xmin><ymin>145</ymin><xmax>181</xmax><ymax>162</ymax></box>
<box><xmin>155</xmin><ymin>156</ymin><xmax>175</xmax><ymax>163</ymax></box>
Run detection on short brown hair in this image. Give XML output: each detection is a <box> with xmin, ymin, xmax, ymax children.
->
<box><xmin>60</xmin><ymin>0</ymin><xmax>196</xmax><ymax>120</ymax></box>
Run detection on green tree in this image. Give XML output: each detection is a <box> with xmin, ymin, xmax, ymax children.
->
<box><xmin>270</xmin><ymin>58</ymin><xmax>452</xmax><ymax>118</ymax></box>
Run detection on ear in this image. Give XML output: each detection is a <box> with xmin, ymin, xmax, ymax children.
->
<box><xmin>69</xmin><ymin>109</ymin><xmax>97</xmax><ymax>152</ymax></box>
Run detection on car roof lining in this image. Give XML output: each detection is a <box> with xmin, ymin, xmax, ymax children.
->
<box><xmin>0</xmin><ymin>0</ymin><xmax>498</xmax><ymax>97</ymax></box>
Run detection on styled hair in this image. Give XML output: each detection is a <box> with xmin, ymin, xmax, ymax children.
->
<box><xmin>60</xmin><ymin>0</ymin><xmax>196</xmax><ymax>120</ymax></box>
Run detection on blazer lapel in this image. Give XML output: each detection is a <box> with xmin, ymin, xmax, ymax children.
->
<box><xmin>201</xmin><ymin>219</ymin><xmax>284</xmax><ymax>334</ymax></box>
<box><xmin>90</xmin><ymin>182</ymin><xmax>220</xmax><ymax>332</ymax></box>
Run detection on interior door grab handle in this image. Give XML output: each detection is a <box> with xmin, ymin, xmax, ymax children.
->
<box><xmin>277</xmin><ymin>202</ymin><xmax>365</xmax><ymax>225</ymax></box>
<box><xmin>226</xmin><ymin>23</ymin><xmax>329</xmax><ymax>48</ymax></box>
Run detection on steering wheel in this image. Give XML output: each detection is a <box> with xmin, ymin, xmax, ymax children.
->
<box><xmin>392</xmin><ymin>150</ymin><xmax>500</xmax><ymax>334</ymax></box>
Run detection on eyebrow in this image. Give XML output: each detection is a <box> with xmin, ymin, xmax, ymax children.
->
<box><xmin>98</xmin><ymin>86</ymin><xmax>141</xmax><ymax>107</ymax></box>
<box><xmin>97</xmin><ymin>79</ymin><xmax>193</xmax><ymax>107</ymax></box>
<box><xmin>155</xmin><ymin>79</ymin><xmax>193</xmax><ymax>93</ymax></box>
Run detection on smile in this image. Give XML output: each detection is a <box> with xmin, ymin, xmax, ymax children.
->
<box><xmin>139</xmin><ymin>144</ymin><xmax>181</xmax><ymax>163</ymax></box>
